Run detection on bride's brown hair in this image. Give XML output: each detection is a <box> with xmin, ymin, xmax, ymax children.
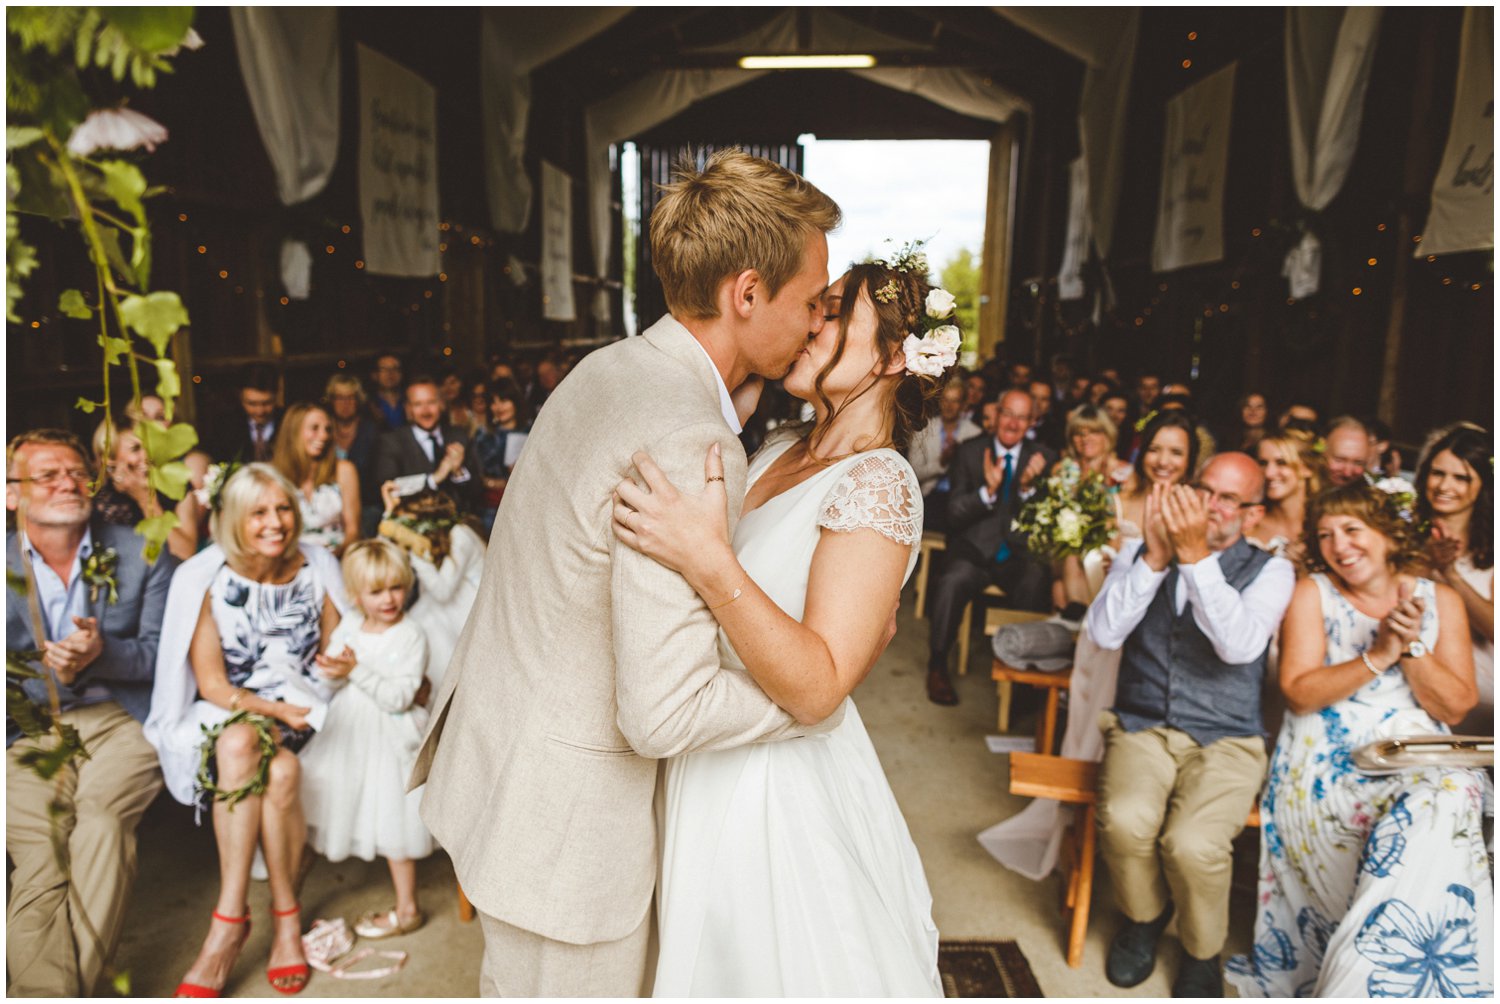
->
<box><xmin>806</xmin><ymin>262</ymin><xmax>949</xmax><ymax>458</ymax></box>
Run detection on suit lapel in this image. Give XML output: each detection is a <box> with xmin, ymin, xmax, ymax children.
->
<box><xmin>6</xmin><ymin>532</ymin><xmax>36</xmax><ymax>650</ymax></box>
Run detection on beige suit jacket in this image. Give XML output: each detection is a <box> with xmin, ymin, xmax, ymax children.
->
<box><xmin>413</xmin><ymin>315</ymin><xmax>820</xmax><ymax>946</ymax></box>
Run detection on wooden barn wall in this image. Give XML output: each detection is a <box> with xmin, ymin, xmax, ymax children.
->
<box><xmin>1012</xmin><ymin>7</ymin><xmax>1490</xmax><ymax>445</ymax></box>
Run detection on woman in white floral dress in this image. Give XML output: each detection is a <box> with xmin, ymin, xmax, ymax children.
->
<box><xmin>1227</xmin><ymin>481</ymin><xmax>1491</xmax><ymax>998</ymax></box>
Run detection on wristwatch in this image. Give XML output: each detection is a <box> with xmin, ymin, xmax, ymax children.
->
<box><xmin>1406</xmin><ymin>640</ymin><xmax>1429</xmax><ymax>658</ymax></box>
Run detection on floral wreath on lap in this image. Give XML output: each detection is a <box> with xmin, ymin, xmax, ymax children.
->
<box><xmin>866</xmin><ymin>240</ymin><xmax>961</xmax><ymax>379</ymax></box>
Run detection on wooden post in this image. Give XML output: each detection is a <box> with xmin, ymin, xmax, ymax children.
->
<box><xmin>978</xmin><ymin>121</ymin><xmax>1018</xmax><ymax>362</ymax></box>
<box><xmin>1377</xmin><ymin>15</ymin><xmax>1440</xmax><ymax>426</ymax></box>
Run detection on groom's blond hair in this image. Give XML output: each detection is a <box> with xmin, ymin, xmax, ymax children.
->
<box><xmin>650</xmin><ymin>149</ymin><xmax>841</xmax><ymax>320</ymax></box>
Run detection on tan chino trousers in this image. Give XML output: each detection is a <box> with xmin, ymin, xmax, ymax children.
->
<box><xmin>478</xmin><ymin>908</ymin><xmax>653</xmax><ymax>997</ymax></box>
<box><xmin>6</xmin><ymin>701</ymin><xmax>163</xmax><ymax>997</ymax></box>
<box><xmin>1094</xmin><ymin>711</ymin><xmax>1267</xmax><ymax>960</ymax></box>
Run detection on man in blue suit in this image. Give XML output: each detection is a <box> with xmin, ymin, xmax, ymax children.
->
<box><xmin>6</xmin><ymin>429</ymin><xmax>177</xmax><ymax>996</ymax></box>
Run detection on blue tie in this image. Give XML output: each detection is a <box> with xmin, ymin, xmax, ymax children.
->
<box><xmin>995</xmin><ymin>451</ymin><xmax>1014</xmax><ymax>563</ymax></box>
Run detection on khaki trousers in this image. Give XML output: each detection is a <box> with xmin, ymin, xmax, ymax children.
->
<box><xmin>6</xmin><ymin>701</ymin><xmax>163</xmax><ymax>997</ymax></box>
<box><xmin>1095</xmin><ymin>712</ymin><xmax>1266</xmax><ymax>959</ymax></box>
<box><xmin>478</xmin><ymin>908</ymin><xmax>652</xmax><ymax>997</ymax></box>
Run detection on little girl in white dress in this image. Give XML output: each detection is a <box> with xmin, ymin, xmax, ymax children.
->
<box><xmin>302</xmin><ymin>538</ymin><xmax>435</xmax><ymax>938</ymax></box>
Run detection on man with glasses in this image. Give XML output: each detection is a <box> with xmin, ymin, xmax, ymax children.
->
<box><xmin>371</xmin><ymin>352</ymin><xmax>407</xmax><ymax>430</ymax></box>
<box><xmin>925</xmin><ymin>387</ymin><xmax>1055</xmax><ymax>705</ymax></box>
<box><xmin>1085</xmin><ymin>452</ymin><xmax>1294</xmax><ymax>997</ymax></box>
<box><xmin>5</xmin><ymin>429</ymin><xmax>177</xmax><ymax>995</ymax></box>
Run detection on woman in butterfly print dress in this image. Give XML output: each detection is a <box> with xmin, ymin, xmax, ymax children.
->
<box><xmin>1226</xmin><ymin>482</ymin><xmax>1491</xmax><ymax>998</ymax></box>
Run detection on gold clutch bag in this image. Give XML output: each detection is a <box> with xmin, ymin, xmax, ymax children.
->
<box><xmin>1351</xmin><ymin>734</ymin><xmax>1494</xmax><ymax>775</ymax></box>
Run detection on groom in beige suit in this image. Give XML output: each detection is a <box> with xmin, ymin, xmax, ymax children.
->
<box><xmin>412</xmin><ymin>151</ymin><xmax>843</xmax><ymax>996</ymax></box>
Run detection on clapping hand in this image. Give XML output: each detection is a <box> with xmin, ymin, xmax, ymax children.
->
<box><xmin>1381</xmin><ymin>579</ymin><xmax>1426</xmax><ymax>655</ymax></box>
<box><xmin>1162</xmin><ymin>484</ymin><xmax>1211</xmax><ymax>565</ymax></box>
<box><xmin>1018</xmin><ymin>452</ymin><xmax>1047</xmax><ymax>492</ymax></box>
<box><xmin>315</xmin><ymin>645</ymin><xmax>357</xmax><ymax>680</ymax></box>
<box><xmin>1425</xmin><ymin>525</ymin><xmax>1462</xmax><ymax>582</ymax></box>
<box><xmin>42</xmin><ymin>616</ymin><xmax>103</xmax><ymax>685</ymax></box>
<box><xmin>982</xmin><ymin>449</ymin><xmax>1005</xmax><ymax>497</ymax></box>
<box><xmin>1141</xmin><ymin>483</ymin><xmax>1174</xmax><ymax>571</ymax></box>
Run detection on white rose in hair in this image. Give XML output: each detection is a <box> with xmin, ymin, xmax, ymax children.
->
<box><xmin>931</xmin><ymin>325</ymin><xmax>961</xmax><ymax>353</ymax></box>
<box><xmin>925</xmin><ymin>288</ymin><xmax>957</xmax><ymax>318</ymax></box>
<box><xmin>902</xmin><ymin>334</ymin><xmax>949</xmax><ymax>378</ymax></box>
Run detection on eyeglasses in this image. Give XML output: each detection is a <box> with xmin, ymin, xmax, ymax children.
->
<box><xmin>1190</xmin><ymin>483</ymin><xmax>1263</xmax><ymax>511</ymax></box>
<box><xmin>7</xmin><ymin>468</ymin><xmax>91</xmax><ymax>488</ymax></box>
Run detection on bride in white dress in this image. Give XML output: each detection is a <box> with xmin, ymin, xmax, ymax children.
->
<box><xmin>613</xmin><ymin>255</ymin><xmax>950</xmax><ymax>996</ymax></box>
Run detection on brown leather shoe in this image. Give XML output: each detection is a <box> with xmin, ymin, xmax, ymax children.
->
<box><xmin>926</xmin><ymin>668</ymin><xmax>959</xmax><ymax>706</ymax></box>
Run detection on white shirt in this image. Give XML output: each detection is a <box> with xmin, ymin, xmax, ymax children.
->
<box><xmin>687</xmin><ymin>337</ymin><xmax>743</xmax><ymax>434</ymax></box>
<box><xmin>1086</xmin><ymin>538</ymin><xmax>1296</xmax><ymax>664</ymax></box>
<box><xmin>20</xmin><ymin>528</ymin><xmax>111</xmax><ymax>708</ymax></box>
<box><xmin>978</xmin><ymin>438</ymin><xmax>1031</xmax><ymax>507</ymax></box>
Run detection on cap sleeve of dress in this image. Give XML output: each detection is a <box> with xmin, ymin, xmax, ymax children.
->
<box><xmin>816</xmin><ymin>451</ymin><xmax>923</xmax><ymax>549</ymax></box>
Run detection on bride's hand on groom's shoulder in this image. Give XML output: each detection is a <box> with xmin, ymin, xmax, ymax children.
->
<box><xmin>612</xmin><ymin>444</ymin><xmax>734</xmax><ymax>584</ymax></box>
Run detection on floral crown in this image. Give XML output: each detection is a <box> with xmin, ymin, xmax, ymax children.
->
<box><xmin>864</xmin><ymin>240</ymin><xmax>960</xmax><ymax>380</ymax></box>
<box><xmin>195</xmin><ymin>460</ymin><xmax>240</xmax><ymax>514</ymax></box>
<box><xmin>1367</xmin><ymin>473</ymin><xmax>1420</xmax><ymax>525</ymax></box>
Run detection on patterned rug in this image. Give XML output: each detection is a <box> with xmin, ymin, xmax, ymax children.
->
<box><xmin>938</xmin><ymin>940</ymin><xmax>1043</xmax><ymax>998</ymax></box>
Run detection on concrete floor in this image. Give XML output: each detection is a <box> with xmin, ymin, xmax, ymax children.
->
<box><xmin>116</xmin><ymin>585</ymin><xmax>1256</xmax><ymax>996</ymax></box>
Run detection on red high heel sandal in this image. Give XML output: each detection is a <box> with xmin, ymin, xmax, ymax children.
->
<box><xmin>175</xmin><ymin>909</ymin><xmax>251</xmax><ymax>998</ymax></box>
<box><xmin>267</xmin><ymin>903</ymin><xmax>310</xmax><ymax>994</ymax></box>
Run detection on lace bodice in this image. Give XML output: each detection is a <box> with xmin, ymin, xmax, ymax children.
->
<box><xmin>816</xmin><ymin>452</ymin><xmax>922</xmax><ymax>548</ymax></box>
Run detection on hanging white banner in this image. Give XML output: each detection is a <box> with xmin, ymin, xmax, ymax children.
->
<box><xmin>357</xmin><ymin>45</ymin><xmax>440</xmax><ymax>278</ymax></box>
<box><xmin>1057</xmin><ymin>157</ymin><xmax>1091</xmax><ymax>300</ymax></box>
<box><xmin>540</xmin><ymin>161</ymin><xmax>576</xmax><ymax>322</ymax></box>
<box><xmin>1152</xmin><ymin>63</ymin><xmax>1236</xmax><ymax>273</ymax></box>
<box><xmin>1420</xmin><ymin>7</ymin><xmax>1493</xmax><ymax>257</ymax></box>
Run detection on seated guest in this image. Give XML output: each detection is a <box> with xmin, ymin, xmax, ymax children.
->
<box><xmin>1362</xmin><ymin>416</ymin><xmax>1402</xmax><ymax>479</ymax></box>
<box><xmin>1086</xmin><ymin>453</ymin><xmax>1294</xmax><ymax>996</ymax></box>
<box><xmin>1050</xmin><ymin>405</ymin><xmax>1133</xmax><ymax>618</ymax></box>
<box><xmin>1008</xmin><ymin>359</ymin><xmax>1034</xmax><ymax>390</ymax></box>
<box><xmin>272</xmin><ymin>402</ymin><xmax>362</xmax><ymax>556</ymax></box>
<box><xmin>1226</xmin><ymin>481</ymin><xmax>1486</xmax><ymax>998</ymax></box>
<box><xmin>371</xmin><ymin>376</ymin><xmax>479</xmax><ymax>516</ymax></box>
<box><xmin>1226</xmin><ymin>392</ymin><xmax>1268</xmax><ymax>454</ymax></box>
<box><xmin>925</xmin><ymin>388</ymin><xmax>1054</xmax><ymax>705</ymax></box>
<box><xmin>323</xmin><ymin>373</ymin><xmax>382</xmax><ymax>538</ymax></box>
<box><xmin>6</xmin><ymin>429</ymin><xmax>177</xmax><ymax>996</ymax></box>
<box><xmin>960</xmin><ymin>371</ymin><xmax>988</xmax><ymax>427</ymax></box>
<box><xmin>370</xmin><ymin>353</ymin><xmax>407</xmax><ymax>430</ymax></box>
<box><xmin>145</xmin><ymin>464</ymin><xmax>350</xmax><ymax>996</ymax></box>
<box><xmin>1323</xmin><ymin>415</ymin><xmax>1372</xmax><ymax>487</ymax></box>
<box><xmin>1087</xmin><ymin>377</ymin><xmax>1116</xmax><ymax>406</ymax></box>
<box><xmin>1277</xmin><ymin>399</ymin><xmax>1321</xmax><ymax>432</ymax></box>
<box><xmin>1027</xmin><ymin>378</ymin><xmax>1065</xmax><ymax>451</ymax></box>
<box><xmin>1415</xmin><ymin>422</ymin><xmax>1493</xmax><ymax>734</ymax></box>
<box><xmin>1065</xmin><ymin>374</ymin><xmax>1093</xmax><ymax>410</ymax></box>
<box><xmin>1248</xmin><ymin>429</ymin><xmax>1324</xmax><ymax>567</ymax></box>
<box><xmin>1123</xmin><ymin>371</ymin><xmax>1163</xmax><ymax>459</ymax></box>
<box><xmin>908</xmin><ymin>379</ymin><xmax>982</xmax><ymax>532</ymax></box>
<box><xmin>207</xmin><ymin>364</ymin><xmax>282</xmax><ymax>464</ymax></box>
<box><xmin>379</xmin><ymin>485</ymin><xmax>485</xmax><ymax>688</ymax></box>
<box><xmin>1101</xmin><ymin>391</ymin><xmax>1130</xmax><ymax>453</ymax></box>
<box><xmin>471</xmin><ymin>378</ymin><xmax>533</xmax><ymax>536</ymax></box>
<box><xmin>528</xmin><ymin>356</ymin><xmax>563</xmax><ymax>415</ymax></box>
<box><xmin>91</xmin><ymin>412</ymin><xmax>202</xmax><ymax>560</ymax></box>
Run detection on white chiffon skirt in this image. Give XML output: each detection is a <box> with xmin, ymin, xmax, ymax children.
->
<box><xmin>652</xmin><ymin>699</ymin><xmax>941</xmax><ymax>997</ymax></box>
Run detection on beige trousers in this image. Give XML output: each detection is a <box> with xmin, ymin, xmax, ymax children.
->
<box><xmin>6</xmin><ymin>701</ymin><xmax>163</xmax><ymax>997</ymax></box>
<box><xmin>478</xmin><ymin>908</ymin><xmax>652</xmax><ymax>997</ymax></box>
<box><xmin>1095</xmin><ymin>711</ymin><xmax>1266</xmax><ymax>959</ymax></box>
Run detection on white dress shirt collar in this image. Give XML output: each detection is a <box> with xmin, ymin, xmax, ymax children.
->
<box><xmin>687</xmin><ymin>337</ymin><xmax>743</xmax><ymax>434</ymax></box>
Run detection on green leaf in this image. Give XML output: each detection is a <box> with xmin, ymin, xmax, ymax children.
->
<box><xmin>118</xmin><ymin>291</ymin><xmax>187</xmax><ymax>355</ymax></box>
<box><xmin>107</xmin><ymin>8</ymin><xmax>194</xmax><ymax>55</ymax></box>
<box><xmin>152</xmin><ymin>357</ymin><xmax>179</xmax><ymax>402</ymax></box>
<box><xmin>74</xmin><ymin>396</ymin><xmax>103</xmax><ymax>414</ymax></box>
<box><xmin>137</xmin><ymin>420</ymin><xmax>197</xmax><ymax>465</ymax></box>
<box><xmin>6</xmin><ymin>126</ymin><xmax>44</xmax><ymax>149</ymax></box>
<box><xmin>94</xmin><ymin>225</ymin><xmax>134</xmax><ymax>285</ymax></box>
<box><xmin>59</xmin><ymin>288</ymin><xmax>92</xmax><ymax>319</ymax></box>
<box><xmin>95</xmin><ymin>159</ymin><xmax>146</xmax><ymax>226</ymax></box>
<box><xmin>6</xmin><ymin>681</ymin><xmax>52</xmax><ymax>740</ymax></box>
<box><xmin>97</xmin><ymin>335</ymin><xmax>130</xmax><ymax>366</ymax></box>
<box><xmin>135</xmin><ymin>511</ymin><xmax>179</xmax><ymax>561</ymax></box>
<box><xmin>6</xmin><ymin>648</ymin><xmax>45</xmax><ymax>679</ymax></box>
<box><xmin>112</xmin><ymin>971</ymin><xmax>132</xmax><ymax>996</ymax></box>
<box><xmin>6</xmin><ymin>569</ymin><xmax>29</xmax><ymax>598</ymax></box>
<box><xmin>16</xmin><ymin>735</ymin><xmax>85</xmax><ymax>780</ymax></box>
<box><xmin>146</xmin><ymin>461</ymin><xmax>191</xmax><ymax>500</ymax></box>
<box><xmin>129</xmin><ymin>224</ymin><xmax>151</xmax><ymax>289</ymax></box>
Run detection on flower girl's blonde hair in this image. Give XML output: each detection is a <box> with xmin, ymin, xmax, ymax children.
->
<box><xmin>342</xmin><ymin>538</ymin><xmax>413</xmax><ymax>605</ymax></box>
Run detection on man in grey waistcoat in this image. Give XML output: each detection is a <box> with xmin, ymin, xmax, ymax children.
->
<box><xmin>1085</xmin><ymin>452</ymin><xmax>1294</xmax><ymax>997</ymax></box>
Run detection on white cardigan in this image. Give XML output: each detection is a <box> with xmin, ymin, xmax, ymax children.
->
<box><xmin>143</xmin><ymin>543</ymin><xmax>351</xmax><ymax>806</ymax></box>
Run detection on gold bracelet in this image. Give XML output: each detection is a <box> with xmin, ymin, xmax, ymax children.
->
<box><xmin>708</xmin><ymin>582</ymin><xmax>746</xmax><ymax>611</ymax></box>
<box><xmin>229</xmin><ymin>688</ymin><xmax>245</xmax><ymax>711</ymax></box>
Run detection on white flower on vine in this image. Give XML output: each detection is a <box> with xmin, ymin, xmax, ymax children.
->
<box><xmin>66</xmin><ymin>107</ymin><xmax>169</xmax><ymax>157</ymax></box>
<box><xmin>925</xmin><ymin>288</ymin><xmax>957</xmax><ymax>318</ymax></box>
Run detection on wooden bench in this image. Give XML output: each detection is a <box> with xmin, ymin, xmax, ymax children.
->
<box><xmin>983</xmin><ymin>610</ymin><xmax>1054</xmax><ymax>723</ymax></box>
<box><xmin>913</xmin><ymin>531</ymin><xmax>946</xmax><ymax>619</ymax></box>
<box><xmin>1007</xmin><ymin>752</ymin><xmax>1261</xmax><ymax>969</ymax></box>
<box><xmin>992</xmin><ymin>658</ymin><xmax>1073</xmax><ymax>749</ymax></box>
